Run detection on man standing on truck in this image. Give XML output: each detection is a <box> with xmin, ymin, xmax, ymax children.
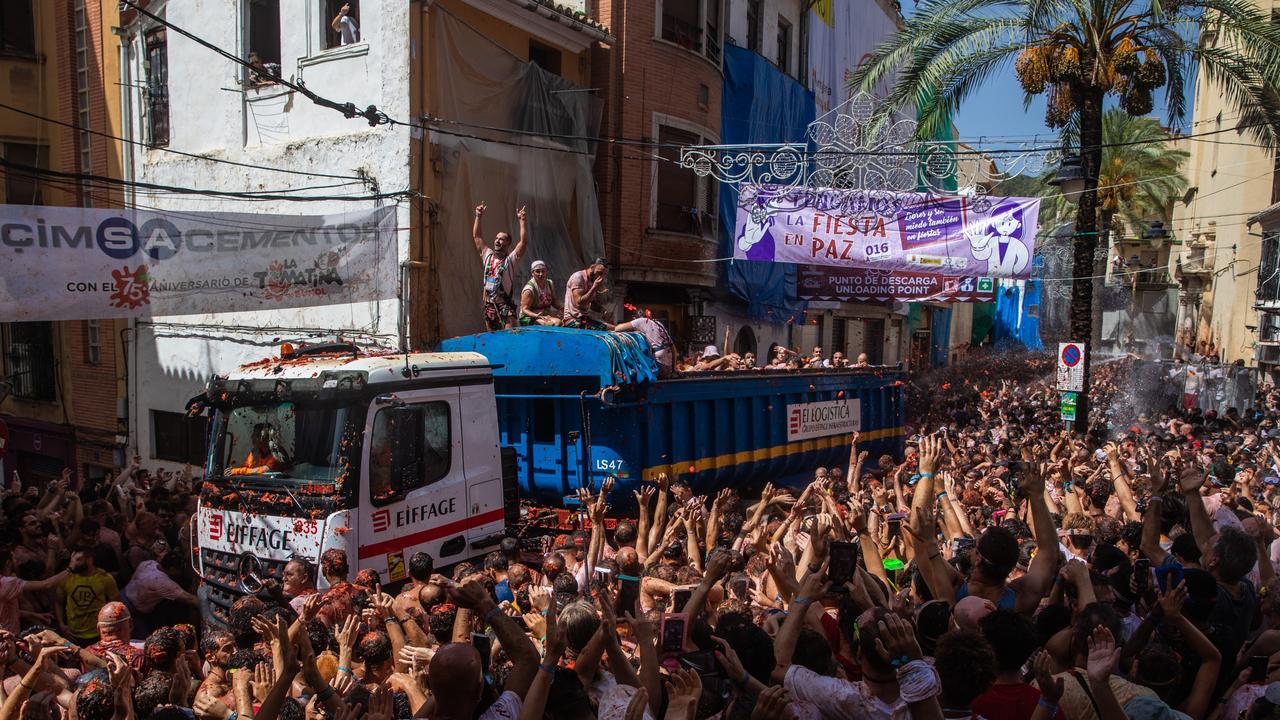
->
<box><xmin>563</xmin><ymin>257</ymin><xmax>614</xmax><ymax>330</ymax></box>
<box><xmin>474</xmin><ymin>202</ymin><xmax>529</xmax><ymax>331</ymax></box>
<box><xmin>615</xmin><ymin>310</ymin><xmax>676</xmax><ymax>378</ymax></box>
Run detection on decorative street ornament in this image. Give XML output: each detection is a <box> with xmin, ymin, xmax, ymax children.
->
<box><xmin>680</xmin><ymin>93</ymin><xmax>1060</xmax><ymax>221</ymax></box>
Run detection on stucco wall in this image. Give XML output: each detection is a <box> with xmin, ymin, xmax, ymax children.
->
<box><xmin>122</xmin><ymin>0</ymin><xmax>413</xmax><ymax>467</ymax></box>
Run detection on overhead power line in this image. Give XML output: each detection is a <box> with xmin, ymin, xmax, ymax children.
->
<box><xmin>0</xmin><ymin>101</ymin><xmax>368</xmax><ymax>182</ymax></box>
<box><xmin>0</xmin><ymin>157</ymin><xmax>412</xmax><ymax>202</ymax></box>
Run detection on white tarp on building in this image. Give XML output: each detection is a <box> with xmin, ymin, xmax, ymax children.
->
<box><xmin>0</xmin><ymin>205</ymin><xmax>397</xmax><ymax>321</ymax></box>
<box><xmin>806</xmin><ymin>0</ymin><xmax>899</xmax><ymax>116</ymax></box>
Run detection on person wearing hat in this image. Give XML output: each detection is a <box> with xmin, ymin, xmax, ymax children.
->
<box><xmin>563</xmin><ymin>257</ymin><xmax>614</xmax><ymax>330</ymax></box>
<box><xmin>693</xmin><ymin>345</ymin><xmax>735</xmax><ymax>371</ymax></box>
<box><xmin>473</xmin><ymin>202</ymin><xmax>529</xmax><ymax>331</ymax></box>
<box><xmin>518</xmin><ymin>260</ymin><xmax>562</xmax><ymax>326</ymax></box>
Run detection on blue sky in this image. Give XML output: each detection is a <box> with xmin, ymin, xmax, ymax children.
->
<box><xmin>951</xmin><ymin>72</ymin><xmax>1053</xmax><ymax>143</ymax></box>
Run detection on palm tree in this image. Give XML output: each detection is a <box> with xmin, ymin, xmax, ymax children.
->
<box><xmin>850</xmin><ymin>0</ymin><xmax>1280</xmax><ymax>425</ymax></box>
<box><xmin>1038</xmin><ymin>109</ymin><xmax>1189</xmax><ymax>237</ymax></box>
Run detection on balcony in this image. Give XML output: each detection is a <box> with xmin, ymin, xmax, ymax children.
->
<box><xmin>1108</xmin><ymin>266</ymin><xmax>1176</xmax><ymax>289</ymax></box>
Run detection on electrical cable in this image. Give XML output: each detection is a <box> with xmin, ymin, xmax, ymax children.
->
<box><xmin>0</xmin><ymin>157</ymin><xmax>413</xmax><ymax>202</ymax></box>
<box><xmin>0</xmin><ymin>101</ymin><xmax>369</xmax><ymax>183</ymax></box>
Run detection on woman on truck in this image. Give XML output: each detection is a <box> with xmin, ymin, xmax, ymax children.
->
<box><xmin>518</xmin><ymin>260</ymin><xmax>562</xmax><ymax>326</ymax></box>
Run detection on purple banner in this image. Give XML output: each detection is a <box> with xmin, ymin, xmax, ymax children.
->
<box><xmin>734</xmin><ymin>190</ymin><xmax>1041</xmax><ymax>279</ymax></box>
<box><xmin>797</xmin><ymin>266</ymin><xmax>996</xmax><ymax>303</ymax></box>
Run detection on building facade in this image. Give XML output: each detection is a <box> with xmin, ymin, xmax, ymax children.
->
<box><xmin>118</xmin><ymin>0</ymin><xmax>611</xmax><ymax>469</ymax></box>
<box><xmin>1170</xmin><ymin>1</ymin><xmax>1280</xmax><ymax>366</ymax></box>
<box><xmin>0</xmin><ymin>0</ymin><xmax>129</xmax><ymax>485</ymax></box>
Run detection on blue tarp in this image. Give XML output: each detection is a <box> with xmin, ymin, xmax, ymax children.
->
<box><xmin>993</xmin><ymin>281</ymin><xmax>1045</xmax><ymax>351</ymax></box>
<box><xmin>438</xmin><ymin>328</ymin><xmax>658</xmax><ymax>387</ymax></box>
<box><xmin>719</xmin><ymin>43</ymin><xmax>816</xmax><ymax>321</ymax></box>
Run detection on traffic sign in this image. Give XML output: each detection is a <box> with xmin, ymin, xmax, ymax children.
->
<box><xmin>1060</xmin><ymin>391</ymin><xmax>1079</xmax><ymax>422</ymax></box>
<box><xmin>1057</xmin><ymin>342</ymin><xmax>1085</xmax><ymax>392</ymax></box>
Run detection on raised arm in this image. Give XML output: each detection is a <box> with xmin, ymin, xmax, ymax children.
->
<box><xmin>1177</xmin><ymin>466</ymin><xmax>1216</xmax><ymax>555</ymax></box>
<box><xmin>512</xmin><ymin>206</ymin><xmax>529</xmax><ymax>260</ymax></box>
<box><xmin>451</xmin><ymin>577</ymin><xmax>540</xmax><ymax>700</ymax></box>
<box><xmin>1016</xmin><ymin>458</ymin><xmax>1062</xmax><ymax>615</ymax></box>
<box><xmin>472</xmin><ymin>203</ymin><xmax>487</xmax><ymax>254</ymax></box>
<box><xmin>1140</xmin><ymin>495</ymin><xmax>1170</xmax><ymax>566</ymax></box>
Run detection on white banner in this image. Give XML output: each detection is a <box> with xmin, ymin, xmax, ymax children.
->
<box><xmin>807</xmin><ymin>0</ymin><xmax>899</xmax><ymax>116</ymax></box>
<box><xmin>787</xmin><ymin>399</ymin><xmax>861</xmax><ymax>442</ymax></box>
<box><xmin>0</xmin><ymin>205</ymin><xmax>397</xmax><ymax>321</ymax></box>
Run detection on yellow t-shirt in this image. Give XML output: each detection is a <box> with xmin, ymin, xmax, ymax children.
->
<box><xmin>59</xmin><ymin>571</ymin><xmax>119</xmax><ymax>640</ymax></box>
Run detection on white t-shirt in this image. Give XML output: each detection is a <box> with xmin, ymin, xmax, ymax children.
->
<box><xmin>336</xmin><ymin>16</ymin><xmax>359</xmax><ymax>45</ymax></box>
<box><xmin>627</xmin><ymin>317</ymin><xmax>674</xmax><ymax>370</ymax></box>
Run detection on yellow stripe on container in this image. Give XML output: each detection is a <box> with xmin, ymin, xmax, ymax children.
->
<box><xmin>641</xmin><ymin>426</ymin><xmax>907</xmax><ymax>481</ymax></box>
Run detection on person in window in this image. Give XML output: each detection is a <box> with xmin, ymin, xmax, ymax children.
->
<box><xmin>331</xmin><ymin>3</ymin><xmax>360</xmax><ymax>45</ymax></box>
<box><xmin>227</xmin><ymin>423</ymin><xmax>288</xmax><ymax>475</ymax></box>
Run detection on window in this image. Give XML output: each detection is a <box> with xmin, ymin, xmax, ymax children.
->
<box><xmin>1260</xmin><ymin>231</ymin><xmax>1280</xmax><ymax>306</ymax></box>
<box><xmin>777</xmin><ymin>17</ymin><xmax>792</xmax><ymax>75</ymax></box>
<box><xmin>705</xmin><ymin>0</ymin><xmax>721</xmax><ymax>62</ymax></box>
<box><xmin>655</xmin><ymin>124</ymin><xmax>717</xmax><ymax>236</ymax></box>
<box><xmin>746</xmin><ymin>0</ymin><xmax>761</xmax><ymax>53</ymax></box>
<box><xmin>0</xmin><ymin>0</ymin><xmax>34</xmax><ymax>55</ymax></box>
<box><xmin>144</xmin><ymin>29</ymin><xmax>169</xmax><ymax>148</ymax></box>
<box><xmin>74</xmin><ymin>0</ymin><xmax>92</xmax><ymax>206</ymax></box>
<box><xmin>660</xmin><ymin>0</ymin><xmax>722</xmax><ymax>61</ymax></box>
<box><xmin>152</xmin><ymin>410</ymin><xmax>209</xmax><ymax>465</ymax></box>
<box><xmin>323</xmin><ymin>0</ymin><xmax>360</xmax><ymax>49</ymax></box>
<box><xmin>4</xmin><ymin>322</ymin><xmax>56</xmax><ymax>401</ymax></box>
<box><xmin>85</xmin><ymin>320</ymin><xmax>101</xmax><ymax>365</ymax></box>
<box><xmin>529</xmin><ymin>39</ymin><xmax>562</xmax><ymax>76</ymax></box>
<box><xmin>246</xmin><ymin>0</ymin><xmax>281</xmax><ymax>85</ymax></box>
<box><xmin>368</xmin><ymin>402</ymin><xmax>452</xmax><ymax>505</ymax></box>
<box><xmin>3</xmin><ymin>143</ymin><xmax>48</xmax><ymax>205</ymax></box>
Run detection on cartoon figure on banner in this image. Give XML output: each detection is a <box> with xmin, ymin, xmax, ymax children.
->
<box><xmin>736</xmin><ymin>212</ymin><xmax>776</xmax><ymax>259</ymax></box>
<box><xmin>964</xmin><ymin>203</ymin><xmax>1030</xmax><ymax>276</ymax></box>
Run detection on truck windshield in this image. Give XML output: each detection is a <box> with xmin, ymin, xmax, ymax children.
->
<box><xmin>210</xmin><ymin>402</ymin><xmax>350</xmax><ymax>485</ymax></box>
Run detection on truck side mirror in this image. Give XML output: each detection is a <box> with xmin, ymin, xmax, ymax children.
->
<box><xmin>388</xmin><ymin>405</ymin><xmax>424</xmax><ymax>494</ymax></box>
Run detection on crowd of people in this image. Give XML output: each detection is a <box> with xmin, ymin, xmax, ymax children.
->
<box><xmin>6</xmin><ymin>352</ymin><xmax>1280</xmax><ymax>720</ymax></box>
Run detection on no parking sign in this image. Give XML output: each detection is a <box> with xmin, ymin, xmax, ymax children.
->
<box><xmin>1057</xmin><ymin>342</ymin><xmax>1085</xmax><ymax>392</ymax></box>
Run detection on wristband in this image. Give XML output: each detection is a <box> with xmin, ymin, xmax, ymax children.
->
<box><xmin>384</xmin><ymin>616</ymin><xmax>401</xmax><ymax>625</ymax></box>
<box><xmin>1038</xmin><ymin>698</ymin><xmax>1058</xmax><ymax>713</ymax></box>
<box><xmin>889</xmin><ymin>655</ymin><xmax>910</xmax><ymax>668</ymax></box>
<box><xmin>483</xmin><ymin>606</ymin><xmax>504</xmax><ymax>624</ymax></box>
<box><xmin>793</xmin><ymin>596</ymin><xmax>810</xmax><ymax>606</ymax></box>
<box><xmin>616</xmin><ymin>574</ymin><xmax>640</xmax><ymax>582</ymax></box>
<box><xmin>936</xmin><ymin>491</ymin><xmax>948</xmax><ymax>500</ymax></box>
<box><xmin>539</xmin><ymin>663</ymin><xmax>556</xmax><ymax>675</ymax></box>
<box><xmin>919</xmin><ymin>473</ymin><xmax>934</xmax><ymax>479</ymax></box>
<box><xmin>228</xmin><ymin>713</ymin><xmax>238</xmax><ymax>720</ymax></box>
<box><xmin>338</xmin><ymin>665</ymin><xmax>352</xmax><ymax>675</ymax></box>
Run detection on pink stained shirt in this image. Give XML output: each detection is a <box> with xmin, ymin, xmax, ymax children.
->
<box><xmin>122</xmin><ymin>560</ymin><xmax>184</xmax><ymax>613</ymax></box>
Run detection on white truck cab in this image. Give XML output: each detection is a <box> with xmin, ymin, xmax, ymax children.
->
<box><xmin>191</xmin><ymin>343</ymin><xmax>517</xmax><ymax>624</ymax></box>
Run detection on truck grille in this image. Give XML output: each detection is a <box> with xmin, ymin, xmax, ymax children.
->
<box><xmin>199</xmin><ymin>548</ymin><xmax>288</xmax><ymax>624</ymax></box>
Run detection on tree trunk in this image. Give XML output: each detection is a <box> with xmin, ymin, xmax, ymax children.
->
<box><xmin>1069</xmin><ymin>87</ymin><xmax>1105</xmax><ymax>434</ymax></box>
<box><xmin>1090</xmin><ymin>208</ymin><xmax>1113</xmax><ymax>353</ymax></box>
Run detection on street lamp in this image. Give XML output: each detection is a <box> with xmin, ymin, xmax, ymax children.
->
<box><xmin>1142</xmin><ymin>220</ymin><xmax>1170</xmax><ymax>244</ymax></box>
<box><xmin>1050</xmin><ymin>155</ymin><xmax>1088</xmax><ymax>205</ymax></box>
